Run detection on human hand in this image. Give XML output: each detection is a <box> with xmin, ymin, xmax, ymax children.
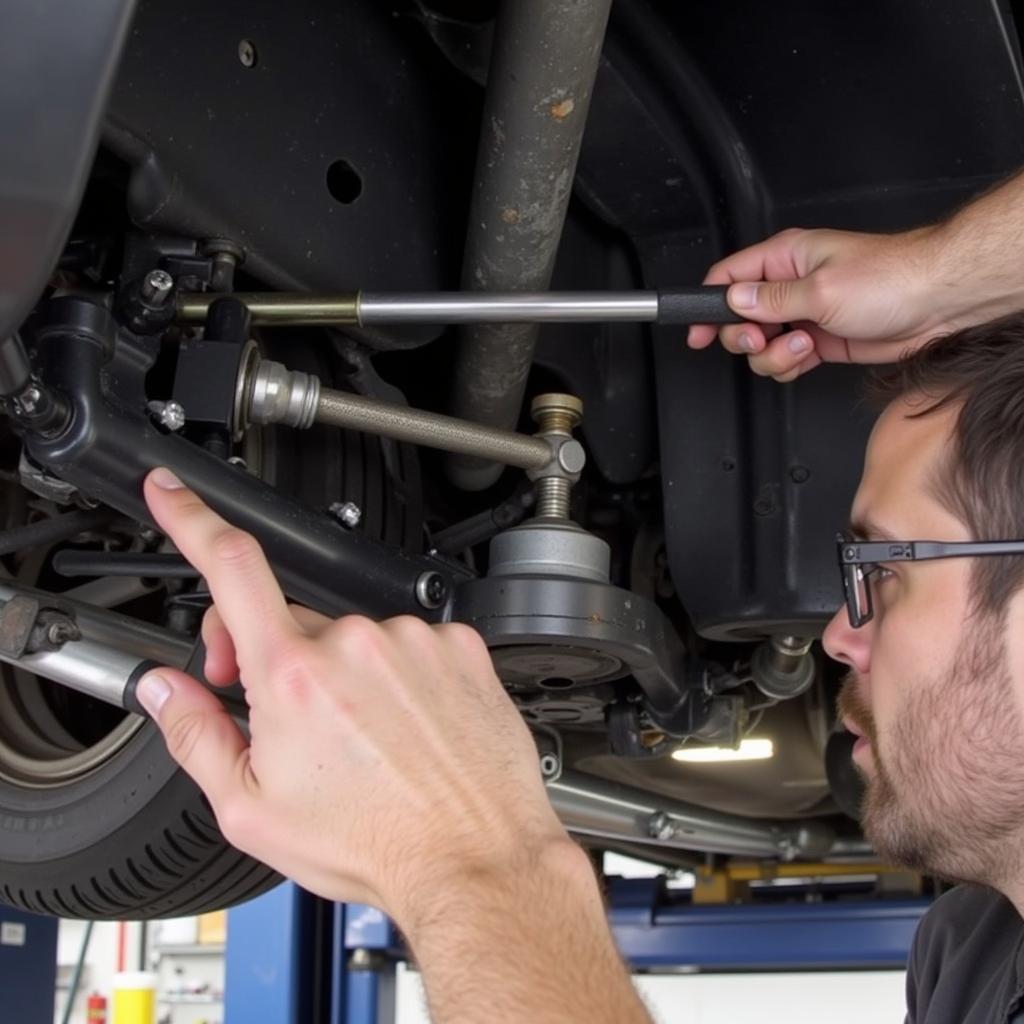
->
<box><xmin>135</xmin><ymin>467</ymin><xmax>569</xmax><ymax>926</ymax></box>
<box><xmin>686</xmin><ymin>226</ymin><xmax>952</xmax><ymax>382</ymax></box>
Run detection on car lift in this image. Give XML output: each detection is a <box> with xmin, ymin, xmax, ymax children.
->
<box><xmin>0</xmin><ymin>866</ymin><xmax>929</xmax><ymax>1023</ymax></box>
<box><xmin>219</xmin><ymin>873</ymin><xmax>931</xmax><ymax>1024</ymax></box>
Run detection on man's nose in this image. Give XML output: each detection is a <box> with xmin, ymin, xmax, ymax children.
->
<box><xmin>822</xmin><ymin>604</ymin><xmax>872</xmax><ymax>674</ymax></box>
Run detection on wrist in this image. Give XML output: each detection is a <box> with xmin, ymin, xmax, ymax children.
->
<box><xmin>924</xmin><ymin>187</ymin><xmax>1024</xmax><ymax>328</ymax></box>
<box><xmin>393</xmin><ymin>833</ymin><xmax>595</xmax><ymax>944</ymax></box>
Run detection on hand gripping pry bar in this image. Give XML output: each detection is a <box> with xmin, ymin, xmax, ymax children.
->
<box><xmin>174</xmin><ymin>285</ymin><xmax>743</xmax><ymax>327</ymax></box>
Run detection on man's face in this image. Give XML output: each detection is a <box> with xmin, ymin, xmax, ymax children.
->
<box><xmin>822</xmin><ymin>396</ymin><xmax>1024</xmax><ymax>886</ymax></box>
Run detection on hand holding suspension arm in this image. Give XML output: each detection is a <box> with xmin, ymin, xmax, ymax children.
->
<box><xmin>136</xmin><ymin>467</ymin><xmax>652</xmax><ymax>1024</ymax></box>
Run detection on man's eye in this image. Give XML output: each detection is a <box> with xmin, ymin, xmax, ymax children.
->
<box><xmin>875</xmin><ymin>566</ymin><xmax>896</xmax><ymax>582</ymax></box>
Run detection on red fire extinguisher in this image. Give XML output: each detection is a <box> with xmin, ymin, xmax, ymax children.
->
<box><xmin>86</xmin><ymin>992</ymin><xmax>107</xmax><ymax>1023</ymax></box>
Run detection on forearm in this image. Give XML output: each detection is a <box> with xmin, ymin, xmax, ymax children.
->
<box><xmin>399</xmin><ymin>838</ymin><xmax>653</xmax><ymax>1024</ymax></box>
<box><xmin>926</xmin><ymin>168</ymin><xmax>1024</xmax><ymax>324</ymax></box>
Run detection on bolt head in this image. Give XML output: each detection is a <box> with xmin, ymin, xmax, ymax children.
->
<box><xmin>17</xmin><ymin>386</ymin><xmax>41</xmax><ymax>415</ymax></box>
<box><xmin>415</xmin><ymin>571</ymin><xmax>448</xmax><ymax>610</ymax></box>
<box><xmin>142</xmin><ymin>269</ymin><xmax>174</xmax><ymax>306</ymax></box>
<box><xmin>329</xmin><ymin>501</ymin><xmax>362</xmax><ymax>528</ymax></box>
<box><xmin>648</xmin><ymin>811</ymin><xmax>676</xmax><ymax>842</ymax></box>
<box><xmin>160</xmin><ymin>401</ymin><xmax>186</xmax><ymax>432</ymax></box>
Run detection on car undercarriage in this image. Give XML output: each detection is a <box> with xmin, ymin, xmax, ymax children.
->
<box><xmin>2</xmin><ymin>0</ymin><xmax>1024</xmax><ymax>919</ymax></box>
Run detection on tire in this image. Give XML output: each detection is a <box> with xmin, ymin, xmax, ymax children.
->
<box><xmin>0</xmin><ymin>716</ymin><xmax>281</xmax><ymax>919</ymax></box>
<box><xmin>0</xmin><ymin>339</ymin><xmax>422</xmax><ymax>919</ymax></box>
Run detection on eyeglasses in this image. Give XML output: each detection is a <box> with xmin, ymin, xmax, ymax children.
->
<box><xmin>836</xmin><ymin>531</ymin><xmax>1024</xmax><ymax>628</ymax></box>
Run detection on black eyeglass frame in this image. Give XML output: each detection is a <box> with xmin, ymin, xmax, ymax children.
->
<box><xmin>836</xmin><ymin>531</ymin><xmax>1024</xmax><ymax>628</ymax></box>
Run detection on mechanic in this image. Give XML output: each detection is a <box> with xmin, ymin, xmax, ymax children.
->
<box><xmin>134</xmin><ymin>168</ymin><xmax>1024</xmax><ymax>1023</ymax></box>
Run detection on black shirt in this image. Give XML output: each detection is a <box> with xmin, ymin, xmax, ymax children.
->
<box><xmin>906</xmin><ymin>885</ymin><xmax>1024</xmax><ymax>1023</ymax></box>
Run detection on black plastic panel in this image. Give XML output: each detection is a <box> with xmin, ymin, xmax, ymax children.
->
<box><xmin>103</xmin><ymin>0</ymin><xmax>478</xmax><ymax>297</ymax></box>
<box><xmin>603</xmin><ymin>0</ymin><xmax>1024</xmax><ymax>639</ymax></box>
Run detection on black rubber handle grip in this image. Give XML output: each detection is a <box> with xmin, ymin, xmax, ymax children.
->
<box><xmin>122</xmin><ymin>658</ymin><xmax>162</xmax><ymax>717</ymax></box>
<box><xmin>657</xmin><ymin>286</ymin><xmax>743</xmax><ymax>325</ymax></box>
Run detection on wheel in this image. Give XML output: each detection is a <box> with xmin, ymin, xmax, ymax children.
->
<box><xmin>0</xmin><ymin>340</ymin><xmax>422</xmax><ymax>918</ymax></box>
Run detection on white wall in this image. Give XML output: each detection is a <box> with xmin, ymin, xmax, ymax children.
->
<box><xmin>394</xmin><ymin>964</ymin><xmax>908</xmax><ymax>1024</ymax></box>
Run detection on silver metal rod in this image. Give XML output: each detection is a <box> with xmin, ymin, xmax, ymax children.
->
<box><xmin>547</xmin><ymin>770</ymin><xmax>835</xmax><ymax>860</ymax></box>
<box><xmin>0</xmin><ymin>582</ymin><xmax>192</xmax><ymax>667</ymax></box>
<box><xmin>0</xmin><ymin>582</ymin><xmax>193</xmax><ymax>709</ymax></box>
<box><xmin>358</xmin><ymin>292</ymin><xmax>659</xmax><ymax>324</ymax></box>
<box><xmin>176</xmin><ymin>292</ymin><xmax>359</xmax><ymax>325</ymax></box>
<box><xmin>316</xmin><ymin>387</ymin><xmax>554</xmax><ymax>471</ymax></box>
<box><xmin>5</xmin><ymin>637</ymin><xmax>146</xmax><ymax>707</ymax></box>
<box><xmin>176</xmin><ymin>291</ymin><xmax>659</xmax><ymax>326</ymax></box>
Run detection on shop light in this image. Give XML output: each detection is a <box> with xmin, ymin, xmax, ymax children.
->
<box><xmin>672</xmin><ymin>738</ymin><xmax>774</xmax><ymax>763</ymax></box>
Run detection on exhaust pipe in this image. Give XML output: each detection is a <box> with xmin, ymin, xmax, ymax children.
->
<box><xmin>447</xmin><ymin>0</ymin><xmax>614</xmax><ymax>491</ymax></box>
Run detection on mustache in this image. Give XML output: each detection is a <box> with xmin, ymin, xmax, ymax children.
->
<box><xmin>837</xmin><ymin>673</ymin><xmax>877</xmax><ymax>745</ymax></box>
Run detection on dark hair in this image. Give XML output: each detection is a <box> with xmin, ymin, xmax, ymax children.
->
<box><xmin>868</xmin><ymin>311</ymin><xmax>1024</xmax><ymax>615</ymax></box>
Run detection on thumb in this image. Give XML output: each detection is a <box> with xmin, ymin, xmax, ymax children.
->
<box><xmin>727</xmin><ymin>277</ymin><xmax>824</xmax><ymax>325</ymax></box>
<box><xmin>135</xmin><ymin>668</ymin><xmax>252</xmax><ymax>811</ymax></box>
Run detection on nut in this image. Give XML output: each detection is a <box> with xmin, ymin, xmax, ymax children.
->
<box><xmin>329</xmin><ymin>501</ymin><xmax>362</xmax><ymax>529</ymax></box>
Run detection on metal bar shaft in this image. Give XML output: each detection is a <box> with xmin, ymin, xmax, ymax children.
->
<box><xmin>315</xmin><ymin>387</ymin><xmax>553</xmax><ymax>471</ymax></box>
<box><xmin>359</xmin><ymin>292</ymin><xmax>659</xmax><ymax>324</ymax></box>
<box><xmin>176</xmin><ymin>291</ymin><xmax>659</xmax><ymax>326</ymax></box>
<box><xmin>175</xmin><ymin>288</ymin><xmax>740</xmax><ymax>327</ymax></box>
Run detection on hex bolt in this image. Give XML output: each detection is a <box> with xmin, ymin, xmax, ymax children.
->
<box><xmin>46</xmin><ymin>620</ymin><xmax>80</xmax><ymax>646</ymax></box>
<box><xmin>648</xmin><ymin>811</ymin><xmax>677</xmax><ymax>842</ymax></box>
<box><xmin>329</xmin><ymin>501</ymin><xmax>362</xmax><ymax>529</ymax></box>
<box><xmin>16</xmin><ymin>386</ymin><xmax>41</xmax><ymax>416</ymax></box>
<box><xmin>415</xmin><ymin>571</ymin><xmax>448</xmax><ymax>610</ymax></box>
<box><xmin>147</xmin><ymin>400</ymin><xmax>186</xmax><ymax>432</ymax></box>
<box><xmin>141</xmin><ymin>269</ymin><xmax>174</xmax><ymax>306</ymax></box>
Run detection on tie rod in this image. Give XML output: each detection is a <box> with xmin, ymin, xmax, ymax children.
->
<box><xmin>175</xmin><ymin>287</ymin><xmax>741</xmax><ymax>327</ymax></box>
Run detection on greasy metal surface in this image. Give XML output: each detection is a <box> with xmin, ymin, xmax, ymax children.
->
<box><xmin>316</xmin><ymin>387</ymin><xmax>552</xmax><ymax>471</ymax></box>
<box><xmin>548</xmin><ymin>770</ymin><xmax>835</xmax><ymax>859</ymax></box>
<box><xmin>0</xmin><ymin>583</ymin><xmax>192</xmax><ymax>668</ymax></box>
<box><xmin>0</xmin><ymin>596</ymin><xmax>40</xmax><ymax>659</ymax></box>
<box><xmin>448</xmin><ymin>0</ymin><xmax>614</xmax><ymax>491</ymax></box>
<box><xmin>177</xmin><ymin>292</ymin><xmax>359</xmax><ymax>325</ymax></box>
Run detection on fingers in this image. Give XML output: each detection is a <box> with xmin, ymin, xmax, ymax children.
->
<box><xmin>288</xmin><ymin>603</ymin><xmax>334</xmax><ymax>637</ymax></box>
<box><xmin>688</xmin><ymin>229</ymin><xmax>808</xmax><ymax>350</ymax></box>
<box><xmin>135</xmin><ymin>668</ymin><xmax>255</xmax><ymax>818</ymax></box>
<box><xmin>144</xmin><ymin>469</ymin><xmax>297</xmax><ymax>676</ymax></box>
<box><xmin>201</xmin><ymin>606</ymin><xmax>239</xmax><ymax>686</ymax></box>
<box><xmin>746</xmin><ymin>328</ymin><xmax>818</xmax><ymax>380</ymax></box>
